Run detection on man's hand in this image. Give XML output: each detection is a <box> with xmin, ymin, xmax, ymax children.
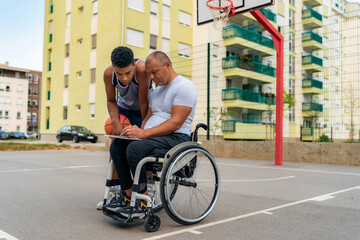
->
<box><xmin>112</xmin><ymin>120</ymin><xmax>124</xmax><ymax>135</ymax></box>
<box><xmin>122</xmin><ymin>125</ymin><xmax>145</xmax><ymax>139</ymax></box>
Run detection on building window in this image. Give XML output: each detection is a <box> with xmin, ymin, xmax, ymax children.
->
<box><xmin>150</xmin><ymin>1</ymin><xmax>158</xmax><ymax>15</ymax></box>
<box><xmin>5</xmin><ymin>111</ymin><xmax>9</xmax><ymax>119</ymax></box>
<box><xmin>77</xmin><ymin>38</ymin><xmax>83</xmax><ymax>45</ymax></box>
<box><xmin>76</xmin><ymin>104</ymin><xmax>81</xmax><ymax>111</ymax></box>
<box><xmin>32</xmin><ymin>113</ymin><xmax>37</xmax><ymax>122</ymax></box>
<box><xmin>92</xmin><ymin>34</ymin><xmax>97</xmax><ymax>49</ymax></box>
<box><xmin>162</xmin><ymin>5</ymin><xmax>170</xmax><ymax>20</ymax></box>
<box><xmin>0</xmin><ymin>111</ymin><xmax>2</xmax><ymax>119</ymax></box>
<box><xmin>5</xmin><ymin>97</ymin><xmax>10</xmax><ymax>105</ymax></box>
<box><xmin>128</xmin><ymin>0</ymin><xmax>144</xmax><ymax>12</ymax></box>
<box><xmin>63</xmin><ymin>106</ymin><xmax>68</xmax><ymax>120</ymax></box>
<box><xmin>212</xmin><ymin>44</ymin><xmax>218</xmax><ymax>58</ymax></box>
<box><xmin>33</xmin><ymin>87</ymin><xmax>38</xmax><ymax>96</ymax></box>
<box><xmin>90</xmin><ymin>103</ymin><xmax>95</xmax><ymax>119</ymax></box>
<box><xmin>64</xmin><ymin>75</ymin><xmax>69</xmax><ymax>88</ymax></box>
<box><xmin>150</xmin><ymin>34</ymin><xmax>157</xmax><ymax>50</ymax></box>
<box><xmin>78</xmin><ymin>6</ymin><xmax>84</xmax><ymax>13</ymax></box>
<box><xmin>77</xmin><ymin>71</ymin><xmax>82</xmax><ymax>78</ymax></box>
<box><xmin>17</xmin><ymin>98</ymin><xmax>22</xmax><ymax>106</ymax></box>
<box><xmin>126</xmin><ymin>28</ymin><xmax>144</xmax><ymax>48</ymax></box>
<box><xmin>211</xmin><ymin>75</ymin><xmax>219</xmax><ymax>91</ymax></box>
<box><xmin>32</xmin><ymin>100</ymin><xmax>37</xmax><ymax>107</ymax></box>
<box><xmin>16</xmin><ymin>112</ymin><xmax>21</xmax><ymax>120</ymax></box>
<box><xmin>6</xmin><ymin>84</ymin><xmax>10</xmax><ymax>92</ymax></box>
<box><xmin>91</xmin><ymin>68</ymin><xmax>96</xmax><ymax>83</ymax></box>
<box><xmin>16</xmin><ymin>126</ymin><xmax>20</xmax><ymax>131</ymax></box>
<box><xmin>162</xmin><ymin>38</ymin><xmax>169</xmax><ymax>53</ymax></box>
<box><xmin>178</xmin><ymin>43</ymin><xmax>191</xmax><ymax>58</ymax></box>
<box><xmin>33</xmin><ymin>75</ymin><xmax>38</xmax><ymax>83</ymax></box>
<box><xmin>0</xmin><ymin>83</ymin><xmax>4</xmax><ymax>91</ymax></box>
<box><xmin>27</xmin><ymin>112</ymin><xmax>31</xmax><ymax>121</ymax></box>
<box><xmin>92</xmin><ymin>0</ymin><xmax>98</xmax><ymax>15</ymax></box>
<box><xmin>17</xmin><ymin>85</ymin><xmax>23</xmax><ymax>93</ymax></box>
<box><xmin>66</xmin><ymin>13</ymin><xmax>71</xmax><ymax>27</ymax></box>
<box><xmin>28</xmin><ymin>100</ymin><xmax>31</xmax><ymax>107</ymax></box>
<box><xmin>28</xmin><ymin>74</ymin><xmax>33</xmax><ymax>82</ymax></box>
<box><xmin>65</xmin><ymin>44</ymin><xmax>70</xmax><ymax>57</ymax></box>
<box><xmin>179</xmin><ymin>11</ymin><xmax>191</xmax><ymax>27</ymax></box>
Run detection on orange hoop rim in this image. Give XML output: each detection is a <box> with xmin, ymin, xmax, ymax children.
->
<box><xmin>206</xmin><ymin>0</ymin><xmax>233</xmax><ymax>10</ymax></box>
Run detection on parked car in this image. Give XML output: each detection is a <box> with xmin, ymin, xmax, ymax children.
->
<box><xmin>28</xmin><ymin>132</ymin><xmax>40</xmax><ymax>139</ymax></box>
<box><xmin>0</xmin><ymin>131</ymin><xmax>9</xmax><ymax>140</ymax></box>
<box><xmin>56</xmin><ymin>125</ymin><xmax>98</xmax><ymax>143</ymax></box>
<box><xmin>8</xmin><ymin>131</ymin><xmax>28</xmax><ymax>139</ymax></box>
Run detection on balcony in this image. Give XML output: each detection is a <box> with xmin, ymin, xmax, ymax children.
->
<box><xmin>303</xmin><ymin>0</ymin><xmax>322</xmax><ymax>8</ymax></box>
<box><xmin>49</xmin><ymin>33</ymin><xmax>53</xmax><ymax>43</ymax></box>
<box><xmin>222</xmin><ymin>120</ymin><xmax>274</xmax><ymax>140</ymax></box>
<box><xmin>222</xmin><ymin>88</ymin><xmax>275</xmax><ymax>110</ymax></box>
<box><xmin>301</xmin><ymin>126</ymin><xmax>323</xmax><ymax>141</ymax></box>
<box><xmin>302</xmin><ymin>31</ymin><xmax>323</xmax><ymax>51</ymax></box>
<box><xmin>302</xmin><ymin>9</ymin><xmax>323</xmax><ymax>30</ymax></box>
<box><xmin>259</xmin><ymin>8</ymin><xmax>277</xmax><ymax>23</ymax></box>
<box><xmin>47</xmin><ymin>90</ymin><xmax>51</xmax><ymax>100</ymax></box>
<box><xmin>302</xmin><ymin>79</ymin><xmax>323</xmax><ymax>94</ymax></box>
<box><xmin>223</xmin><ymin>25</ymin><xmax>275</xmax><ymax>56</ymax></box>
<box><xmin>222</xmin><ymin>56</ymin><xmax>276</xmax><ymax>84</ymax></box>
<box><xmin>302</xmin><ymin>55</ymin><xmax>323</xmax><ymax>72</ymax></box>
<box><xmin>302</xmin><ymin>102</ymin><xmax>323</xmax><ymax>117</ymax></box>
<box><xmin>48</xmin><ymin>62</ymin><xmax>52</xmax><ymax>71</ymax></box>
<box><xmin>50</xmin><ymin>4</ymin><xmax>53</xmax><ymax>14</ymax></box>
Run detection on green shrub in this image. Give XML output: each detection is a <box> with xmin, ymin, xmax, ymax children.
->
<box><xmin>320</xmin><ymin>134</ymin><xmax>330</xmax><ymax>142</ymax></box>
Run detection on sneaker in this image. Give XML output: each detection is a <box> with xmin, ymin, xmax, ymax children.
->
<box><xmin>97</xmin><ymin>186</ymin><xmax>121</xmax><ymax>210</ymax></box>
<box><xmin>102</xmin><ymin>192</ymin><xmax>131</xmax><ymax>214</ymax></box>
<box><xmin>118</xmin><ymin>199</ymin><xmax>148</xmax><ymax>219</ymax></box>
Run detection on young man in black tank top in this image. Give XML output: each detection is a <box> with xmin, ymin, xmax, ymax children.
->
<box><xmin>97</xmin><ymin>47</ymin><xmax>151</xmax><ymax>210</ymax></box>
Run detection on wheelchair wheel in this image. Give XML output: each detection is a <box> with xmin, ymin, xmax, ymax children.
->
<box><xmin>160</xmin><ymin>146</ymin><xmax>220</xmax><ymax>225</ymax></box>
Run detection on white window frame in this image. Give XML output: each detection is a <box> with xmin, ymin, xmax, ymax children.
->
<box><xmin>162</xmin><ymin>5</ymin><xmax>170</xmax><ymax>20</ymax></box>
<box><xmin>150</xmin><ymin>1</ymin><xmax>158</xmax><ymax>15</ymax></box>
<box><xmin>92</xmin><ymin>0</ymin><xmax>98</xmax><ymax>15</ymax></box>
<box><xmin>162</xmin><ymin>38</ymin><xmax>169</xmax><ymax>53</ymax></box>
<box><xmin>179</xmin><ymin>11</ymin><xmax>191</xmax><ymax>27</ymax></box>
<box><xmin>66</xmin><ymin>13</ymin><xmax>71</xmax><ymax>27</ymax></box>
<box><xmin>128</xmin><ymin>0</ymin><xmax>144</xmax><ymax>12</ymax></box>
<box><xmin>178</xmin><ymin>43</ymin><xmax>191</xmax><ymax>59</ymax></box>
<box><xmin>126</xmin><ymin>28</ymin><xmax>144</xmax><ymax>48</ymax></box>
<box><xmin>90</xmin><ymin>103</ymin><xmax>95</xmax><ymax>119</ymax></box>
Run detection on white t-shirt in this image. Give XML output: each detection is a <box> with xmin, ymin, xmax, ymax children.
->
<box><xmin>144</xmin><ymin>75</ymin><xmax>197</xmax><ymax>136</ymax></box>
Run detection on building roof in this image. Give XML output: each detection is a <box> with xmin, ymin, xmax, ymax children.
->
<box><xmin>0</xmin><ymin>62</ymin><xmax>30</xmax><ymax>73</ymax></box>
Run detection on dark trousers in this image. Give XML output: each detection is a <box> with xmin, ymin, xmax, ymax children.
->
<box><xmin>110</xmin><ymin>133</ymin><xmax>189</xmax><ymax>193</ymax></box>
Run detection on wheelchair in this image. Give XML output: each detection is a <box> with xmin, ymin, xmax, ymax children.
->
<box><xmin>101</xmin><ymin>123</ymin><xmax>220</xmax><ymax>232</ymax></box>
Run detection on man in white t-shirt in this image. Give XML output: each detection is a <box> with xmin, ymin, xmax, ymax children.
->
<box><xmin>103</xmin><ymin>51</ymin><xmax>197</xmax><ymax>218</ymax></box>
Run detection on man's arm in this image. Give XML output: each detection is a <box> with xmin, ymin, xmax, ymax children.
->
<box><xmin>103</xmin><ymin>65</ymin><xmax>123</xmax><ymax>135</ymax></box>
<box><xmin>124</xmin><ymin>105</ymin><xmax>192</xmax><ymax>139</ymax></box>
<box><xmin>136</xmin><ymin>61</ymin><xmax>151</xmax><ymax>119</ymax></box>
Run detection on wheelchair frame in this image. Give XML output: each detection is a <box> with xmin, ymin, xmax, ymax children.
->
<box><xmin>102</xmin><ymin>124</ymin><xmax>220</xmax><ymax>232</ymax></box>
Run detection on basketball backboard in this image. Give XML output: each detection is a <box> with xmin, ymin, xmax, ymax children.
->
<box><xmin>197</xmin><ymin>0</ymin><xmax>275</xmax><ymax>25</ymax></box>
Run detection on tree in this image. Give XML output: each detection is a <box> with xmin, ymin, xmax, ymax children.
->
<box><xmin>344</xmin><ymin>85</ymin><xmax>359</xmax><ymax>142</ymax></box>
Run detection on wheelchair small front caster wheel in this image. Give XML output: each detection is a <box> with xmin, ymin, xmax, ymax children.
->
<box><xmin>144</xmin><ymin>214</ymin><xmax>161</xmax><ymax>232</ymax></box>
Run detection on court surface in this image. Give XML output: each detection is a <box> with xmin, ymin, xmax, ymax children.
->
<box><xmin>0</xmin><ymin>150</ymin><xmax>359</xmax><ymax>240</ymax></box>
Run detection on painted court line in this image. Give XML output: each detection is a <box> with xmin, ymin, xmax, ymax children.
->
<box><xmin>143</xmin><ymin>186</ymin><xmax>360</xmax><ymax>240</ymax></box>
<box><xmin>0</xmin><ymin>230</ymin><xmax>19</xmax><ymax>240</ymax></box>
<box><xmin>0</xmin><ymin>165</ymin><xmax>108</xmax><ymax>174</ymax></box>
<box><xmin>217</xmin><ymin>163</ymin><xmax>360</xmax><ymax>176</ymax></box>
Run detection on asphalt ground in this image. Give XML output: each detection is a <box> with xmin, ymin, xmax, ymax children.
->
<box><xmin>0</xmin><ymin>150</ymin><xmax>359</xmax><ymax>240</ymax></box>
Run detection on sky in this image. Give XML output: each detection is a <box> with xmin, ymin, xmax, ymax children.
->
<box><xmin>1</xmin><ymin>0</ymin><xmax>360</xmax><ymax>72</ymax></box>
<box><xmin>0</xmin><ymin>0</ymin><xmax>44</xmax><ymax>71</ymax></box>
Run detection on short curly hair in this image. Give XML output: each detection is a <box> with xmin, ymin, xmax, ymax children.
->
<box><xmin>111</xmin><ymin>46</ymin><xmax>134</xmax><ymax>68</ymax></box>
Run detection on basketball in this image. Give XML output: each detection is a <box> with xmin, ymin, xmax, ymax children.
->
<box><xmin>104</xmin><ymin>114</ymin><xmax>131</xmax><ymax>138</ymax></box>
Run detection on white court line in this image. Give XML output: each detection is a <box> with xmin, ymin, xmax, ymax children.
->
<box><xmin>221</xmin><ymin>176</ymin><xmax>295</xmax><ymax>182</ymax></box>
<box><xmin>143</xmin><ymin>185</ymin><xmax>360</xmax><ymax>240</ymax></box>
<box><xmin>217</xmin><ymin>163</ymin><xmax>360</xmax><ymax>176</ymax></box>
<box><xmin>0</xmin><ymin>230</ymin><xmax>19</xmax><ymax>240</ymax></box>
<box><xmin>0</xmin><ymin>165</ymin><xmax>108</xmax><ymax>174</ymax></box>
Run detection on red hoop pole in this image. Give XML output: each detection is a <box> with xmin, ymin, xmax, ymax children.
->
<box><xmin>250</xmin><ymin>9</ymin><xmax>284</xmax><ymax>166</ymax></box>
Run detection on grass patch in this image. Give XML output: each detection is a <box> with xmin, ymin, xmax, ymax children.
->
<box><xmin>0</xmin><ymin>142</ymin><xmax>71</xmax><ymax>151</ymax></box>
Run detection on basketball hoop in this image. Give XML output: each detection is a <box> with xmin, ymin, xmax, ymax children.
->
<box><xmin>206</xmin><ymin>0</ymin><xmax>235</xmax><ymax>30</ymax></box>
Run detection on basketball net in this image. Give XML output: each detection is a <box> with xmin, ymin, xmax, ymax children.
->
<box><xmin>206</xmin><ymin>0</ymin><xmax>235</xmax><ymax>30</ymax></box>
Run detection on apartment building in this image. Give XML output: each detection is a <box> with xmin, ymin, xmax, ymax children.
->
<box><xmin>41</xmin><ymin>0</ymin><xmax>193</xmax><ymax>139</ymax></box>
<box><xmin>0</xmin><ymin>63</ymin><xmax>29</xmax><ymax>132</ymax></box>
<box><xmin>193</xmin><ymin>0</ymin><xmax>358</xmax><ymax>142</ymax></box>
<box><xmin>27</xmin><ymin>70</ymin><xmax>42</xmax><ymax>133</ymax></box>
